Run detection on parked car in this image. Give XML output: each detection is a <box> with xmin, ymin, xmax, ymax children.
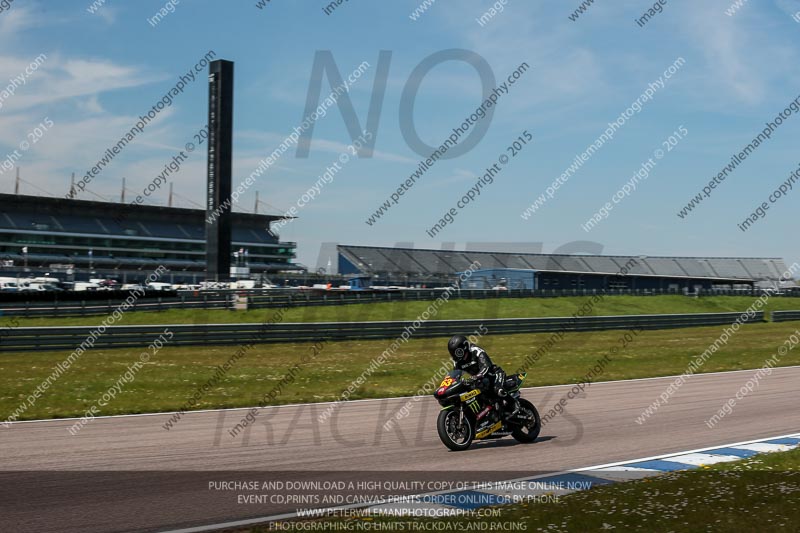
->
<box><xmin>146</xmin><ymin>282</ymin><xmax>174</xmax><ymax>291</ymax></box>
<box><xmin>0</xmin><ymin>279</ymin><xmax>19</xmax><ymax>292</ymax></box>
<box><xmin>73</xmin><ymin>282</ymin><xmax>101</xmax><ymax>292</ymax></box>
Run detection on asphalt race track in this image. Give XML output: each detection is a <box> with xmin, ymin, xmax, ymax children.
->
<box><xmin>2</xmin><ymin>366</ymin><xmax>799</xmax><ymax>532</ymax></box>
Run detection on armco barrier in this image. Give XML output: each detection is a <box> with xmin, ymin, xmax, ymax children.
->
<box><xmin>0</xmin><ymin>311</ymin><xmax>767</xmax><ymax>352</ymax></box>
<box><xmin>771</xmin><ymin>310</ymin><xmax>800</xmax><ymax>322</ymax></box>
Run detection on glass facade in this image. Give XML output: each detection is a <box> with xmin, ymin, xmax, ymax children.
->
<box><xmin>0</xmin><ymin>193</ymin><xmax>298</xmax><ymax>278</ymax></box>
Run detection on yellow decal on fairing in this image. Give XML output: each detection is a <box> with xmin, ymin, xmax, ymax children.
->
<box><xmin>476</xmin><ymin>421</ymin><xmax>502</xmax><ymax>439</ymax></box>
<box><xmin>460</xmin><ymin>389</ymin><xmax>480</xmax><ymax>402</ymax></box>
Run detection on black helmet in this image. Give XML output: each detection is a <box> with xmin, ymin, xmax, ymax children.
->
<box><xmin>448</xmin><ymin>335</ymin><xmax>470</xmax><ymax>362</ymax></box>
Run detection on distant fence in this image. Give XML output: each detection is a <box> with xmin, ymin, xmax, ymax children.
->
<box><xmin>0</xmin><ymin>293</ymin><xmax>227</xmax><ymax>318</ymax></box>
<box><xmin>0</xmin><ymin>311</ymin><xmax>775</xmax><ymax>352</ymax></box>
<box><xmin>0</xmin><ymin>287</ymin><xmax>798</xmax><ymax>319</ymax></box>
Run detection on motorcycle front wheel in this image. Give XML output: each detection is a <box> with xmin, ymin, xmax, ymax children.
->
<box><xmin>436</xmin><ymin>408</ymin><xmax>474</xmax><ymax>451</ymax></box>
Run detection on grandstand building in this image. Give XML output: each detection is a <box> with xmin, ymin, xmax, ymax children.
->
<box><xmin>338</xmin><ymin>245</ymin><xmax>791</xmax><ymax>291</ymax></box>
<box><xmin>0</xmin><ymin>193</ymin><xmax>298</xmax><ymax>282</ymax></box>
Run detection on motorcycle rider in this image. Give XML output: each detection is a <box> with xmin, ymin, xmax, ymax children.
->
<box><xmin>447</xmin><ymin>334</ymin><xmax>520</xmax><ymax>417</ymax></box>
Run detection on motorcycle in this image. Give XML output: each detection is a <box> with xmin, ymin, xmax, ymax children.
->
<box><xmin>433</xmin><ymin>369</ymin><xmax>541</xmax><ymax>451</ymax></box>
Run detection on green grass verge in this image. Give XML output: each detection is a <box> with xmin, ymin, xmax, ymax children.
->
<box><xmin>2</xmin><ymin>321</ymin><xmax>799</xmax><ymax>421</ymax></box>
<box><xmin>297</xmin><ymin>447</ymin><xmax>800</xmax><ymax>532</ymax></box>
<box><xmin>7</xmin><ymin>294</ymin><xmax>800</xmax><ymax>327</ymax></box>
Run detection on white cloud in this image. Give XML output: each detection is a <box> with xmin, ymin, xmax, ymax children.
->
<box><xmin>0</xmin><ymin>54</ymin><xmax>164</xmax><ymax>113</ymax></box>
<box><xmin>680</xmin><ymin>2</ymin><xmax>799</xmax><ymax>106</ymax></box>
<box><xmin>92</xmin><ymin>4</ymin><xmax>117</xmax><ymax>25</ymax></box>
<box><xmin>0</xmin><ymin>5</ymin><xmax>38</xmax><ymax>41</ymax></box>
<box><xmin>76</xmin><ymin>94</ymin><xmax>104</xmax><ymax>114</ymax></box>
<box><xmin>237</xmin><ymin>129</ymin><xmax>415</xmax><ymax>164</ymax></box>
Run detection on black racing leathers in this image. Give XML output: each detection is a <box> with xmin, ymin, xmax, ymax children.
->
<box><xmin>454</xmin><ymin>345</ymin><xmax>514</xmax><ymax>412</ymax></box>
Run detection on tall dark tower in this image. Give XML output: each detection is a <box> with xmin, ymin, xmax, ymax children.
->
<box><xmin>206</xmin><ymin>60</ymin><xmax>234</xmax><ymax>281</ymax></box>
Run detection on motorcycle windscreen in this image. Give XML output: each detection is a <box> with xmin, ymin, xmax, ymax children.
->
<box><xmin>435</xmin><ymin>369</ymin><xmax>463</xmax><ymax>397</ymax></box>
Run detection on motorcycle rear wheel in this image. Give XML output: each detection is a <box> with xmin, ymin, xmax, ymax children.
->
<box><xmin>437</xmin><ymin>408</ymin><xmax>474</xmax><ymax>451</ymax></box>
<box><xmin>511</xmin><ymin>399</ymin><xmax>541</xmax><ymax>443</ymax></box>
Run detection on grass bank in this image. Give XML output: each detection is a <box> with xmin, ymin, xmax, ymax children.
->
<box><xmin>6</xmin><ymin>294</ymin><xmax>800</xmax><ymax>327</ymax></box>
<box><xmin>2</xmin><ymin>321</ymin><xmax>798</xmax><ymax>421</ymax></box>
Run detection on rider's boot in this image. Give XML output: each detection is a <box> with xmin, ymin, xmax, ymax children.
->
<box><xmin>497</xmin><ymin>388</ymin><xmax>520</xmax><ymax>417</ymax></box>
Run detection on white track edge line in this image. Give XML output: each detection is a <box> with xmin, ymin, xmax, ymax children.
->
<box><xmin>160</xmin><ymin>431</ymin><xmax>800</xmax><ymax>533</ymax></box>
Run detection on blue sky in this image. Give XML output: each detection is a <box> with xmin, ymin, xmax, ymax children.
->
<box><xmin>0</xmin><ymin>0</ymin><xmax>798</xmax><ymax>270</ymax></box>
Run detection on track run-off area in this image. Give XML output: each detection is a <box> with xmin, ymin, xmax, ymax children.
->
<box><xmin>2</xmin><ymin>365</ymin><xmax>799</xmax><ymax>532</ymax></box>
